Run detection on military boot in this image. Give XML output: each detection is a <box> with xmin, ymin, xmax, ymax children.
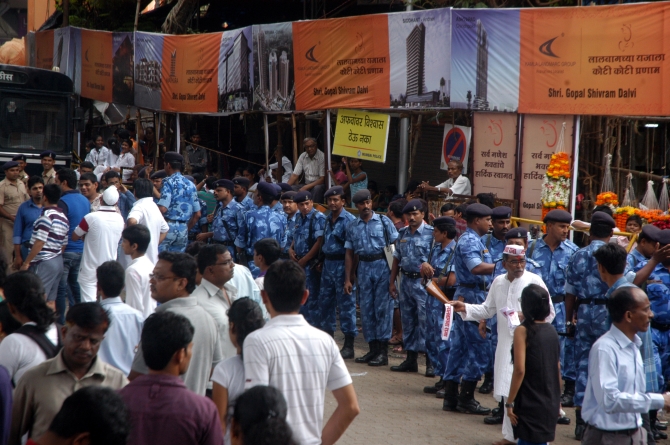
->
<box><xmin>340</xmin><ymin>335</ymin><xmax>355</xmax><ymax>359</ymax></box>
<box><xmin>442</xmin><ymin>380</ymin><xmax>459</xmax><ymax>411</ymax></box>
<box><xmin>355</xmin><ymin>340</ymin><xmax>378</xmax><ymax>363</ymax></box>
<box><xmin>574</xmin><ymin>408</ymin><xmax>586</xmax><ymax>440</ymax></box>
<box><xmin>368</xmin><ymin>341</ymin><xmax>388</xmax><ymax>366</ymax></box>
<box><xmin>456</xmin><ymin>380</ymin><xmax>491</xmax><ymax>415</ymax></box>
<box><xmin>390</xmin><ymin>350</ymin><xmax>418</xmax><ymax>372</ymax></box>
<box><xmin>425</xmin><ymin>355</ymin><xmax>435</xmax><ymax>377</ymax></box>
<box><xmin>478</xmin><ymin>372</ymin><xmax>493</xmax><ymax>394</ymax></box>
<box><xmin>561</xmin><ymin>379</ymin><xmax>575</xmax><ymax>407</ymax></box>
<box><xmin>424</xmin><ymin>377</ymin><xmax>446</xmax><ymax>394</ymax></box>
<box><xmin>484</xmin><ymin>399</ymin><xmax>504</xmax><ymax>425</ymax></box>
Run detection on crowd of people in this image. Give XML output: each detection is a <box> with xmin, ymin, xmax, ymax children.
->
<box><xmin>0</xmin><ymin>133</ymin><xmax>667</xmax><ymax>445</ymax></box>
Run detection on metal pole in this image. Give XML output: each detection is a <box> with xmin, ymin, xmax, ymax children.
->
<box><xmin>398</xmin><ymin>116</ymin><xmax>410</xmax><ymax>195</ymax></box>
<box><xmin>570</xmin><ymin>115</ymin><xmax>581</xmax><ymax>242</ymax></box>
<box><xmin>63</xmin><ymin>0</ymin><xmax>69</xmax><ymax>27</ymax></box>
<box><xmin>325</xmin><ymin>109</ymin><xmax>332</xmax><ymax>189</ymax></box>
<box><xmin>406</xmin><ymin>0</ymin><xmax>413</xmax><ymax>11</ymax></box>
<box><xmin>175</xmin><ymin>113</ymin><xmax>181</xmax><ymax>152</ymax></box>
<box><xmin>134</xmin><ymin>0</ymin><xmax>141</xmax><ymax>31</ymax></box>
<box><xmin>264</xmin><ymin>114</ymin><xmax>270</xmax><ymax>169</ymax></box>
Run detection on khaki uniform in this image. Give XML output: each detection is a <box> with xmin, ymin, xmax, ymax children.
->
<box><xmin>0</xmin><ymin>178</ymin><xmax>27</xmax><ymax>262</ymax></box>
<box><xmin>18</xmin><ymin>171</ymin><xmax>28</xmax><ymax>186</ymax></box>
<box><xmin>42</xmin><ymin>168</ymin><xmax>56</xmax><ymax>185</ymax></box>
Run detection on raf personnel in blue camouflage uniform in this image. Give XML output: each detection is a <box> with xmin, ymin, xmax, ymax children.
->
<box><xmin>442</xmin><ymin>203</ymin><xmax>494</xmax><ymax>415</ymax></box>
<box><xmin>289</xmin><ymin>190</ymin><xmax>326</xmax><ymax>326</ymax></box>
<box><xmin>280</xmin><ymin>191</ymin><xmax>298</xmax><ymax>259</ymax></box>
<box><xmin>345</xmin><ymin>189</ymin><xmax>398</xmax><ymax>367</ymax></box>
<box><xmin>564</xmin><ymin>211</ymin><xmax>618</xmax><ymax>439</ymax></box>
<box><xmin>271</xmin><ymin>183</ymin><xmax>289</xmax><ymax>214</ymax></box>
<box><xmin>150</xmin><ymin>169</ymin><xmax>166</xmax><ymax>204</ymax></box>
<box><xmin>422</xmin><ymin>217</ymin><xmax>458</xmax><ymax>396</ymax></box>
<box><xmin>389</xmin><ymin>199</ymin><xmax>434</xmax><ymax>374</ymax></box>
<box><xmin>157</xmin><ymin>152</ymin><xmax>201</xmax><ymax>252</ymax></box>
<box><xmin>197</xmin><ymin>179</ymin><xmax>244</xmax><ymax>260</ymax></box>
<box><xmin>319</xmin><ymin>186</ymin><xmax>357</xmax><ymax>358</ymax></box>
<box><xmin>235</xmin><ymin>181</ymin><xmax>286</xmax><ymax>278</ymax></box>
<box><xmin>526</xmin><ymin>209</ymin><xmax>579</xmax><ymax>407</ymax></box>
<box><xmin>185</xmin><ymin>175</ymin><xmax>209</xmax><ymax>242</ymax></box>
<box><xmin>232</xmin><ymin>177</ymin><xmax>255</xmax><ymax>214</ymax></box>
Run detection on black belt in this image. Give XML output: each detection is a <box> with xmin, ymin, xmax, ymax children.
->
<box><xmin>165</xmin><ymin>218</ymin><xmax>187</xmax><ymax>224</ymax></box>
<box><xmin>359</xmin><ymin>252</ymin><xmax>386</xmax><ymax>262</ymax></box>
<box><xmin>552</xmin><ymin>294</ymin><xmax>565</xmax><ymax>304</ymax></box>
<box><xmin>458</xmin><ymin>282</ymin><xmax>487</xmax><ymax>291</ymax></box>
<box><xmin>400</xmin><ymin>268</ymin><xmax>421</xmax><ymax>279</ymax></box>
<box><xmin>212</xmin><ymin>240</ymin><xmax>234</xmax><ymax>246</ymax></box>
<box><xmin>324</xmin><ymin>253</ymin><xmax>345</xmax><ymax>261</ymax></box>
<box><xmin>652</xmin><ymin>320</ymin><xmax>670</xmax><ymax>332</ymax></box>
<box><xmin>580</xmin><ymin>298</ymin><xmax>608</xmax><ymax>305</ymax></box>
<box><xmin>588</xmin><ymin>424</ymin><xmax>639</xmax><ymax>436</ymax></box>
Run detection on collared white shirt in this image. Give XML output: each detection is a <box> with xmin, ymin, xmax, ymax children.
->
<box><xmin>243</xmin><ymin>314</ymin><xmax>352</xmax><ymax>445</ymax></box>
<box><xmin>436</xmin><ymin>174</ymin><xmax>471</xmax><ymax>196</ymax></box>
<box><xmin>98</xmin><ymin>297</ymin><xmax>145</xmax><ymax>376</ymax></box>
<box><xmin>192</xmin><ymin>278</ymin><xmax>239</xmax><ymax>360</ymax></box>
<box><xmin>582</xmin><ymin>325</ymin><xmax>665</xmax><ymax>430</ymax></box>
<box><xmin>124</xmin><ymin>255</ymin><xmax>156</xmax><ymax>318</ymax></box>
<box><xmin>265</xmin><ymin>156</ymin><xmax>294</xmax><ymax>183</ymax></box>
<box><xmin>293</xmin><ymin>149</ymin><xmax>325</xmax><ymax>184</ymax></box>
<box><xmin>127</xmin><ymin>197</ymin><xmax>170</xmax><ymax>265</ymax></box>
<box><xmin>0</xmin><ymin>322</ymin><xmax>58</xmax><ymax>384</ymax></box>
<box><xmin>228</xmin><ymin>264</ymin><xmax>268</xmax><ymax>320</ymax></box>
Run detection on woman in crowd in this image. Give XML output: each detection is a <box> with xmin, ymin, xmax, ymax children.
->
<box><xmin>243</xmin><ymin>166</ymin><xmax>258</xmax><ymax>199</ymax></box>
<box><xmin>231</xmin><ymin>386</ymin><xmax>296</xmax><ymax>445</ymax></box>
<box><xmin>85</xmin><ymin>135</ymin><xmax>110</xmax><ymax>168</ymax></box>
<box><xmin>108</xmin><ymin>139</ymin><xmax>136</xmax><ymax>183</ymax></box>
<box><xmin>0</xmin><ymin>301</ymin><xmax>20</xmax><ymax>342</ymax></box>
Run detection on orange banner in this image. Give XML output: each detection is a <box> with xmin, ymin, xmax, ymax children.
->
<box><xmin>80</xmin><ymin>30</ymin><xmax>113</xmax><ymax>103</ymax></box>
<box><xmin>34</xmin><ymin>30</ymin><xmax>54</xmax><ymax>70</ymax></box>
<box><xmin>519</xmin><ymin>3</ymin><xmax>670</xmax><ymax>116</ymax></box>
<box><xmin>293</xmin><ymin>15</ymin><xmax>390</xmax><ymax>110</ymax></box>
<box><xmin>161</xmin><ymin>33</ymin><xmax>221</xmax><ymax>113</ymax></box>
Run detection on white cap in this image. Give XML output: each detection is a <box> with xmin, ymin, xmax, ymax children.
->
<box><xmin>503</xmin><ymin>244</ymin><xmax>526</xmax><ymax>257</ymax></box>
<box><xmin>102</xmin><ymin>186</ymin><xmax>119</xmax><ymax>206</ymax></box>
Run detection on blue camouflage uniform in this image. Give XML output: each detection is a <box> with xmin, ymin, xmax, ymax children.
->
<box><xmin>272</xmin><ymin>201</ymin><xmax>284</xmax><ymax>214</ymax></box>
<box><xmin>235</xmin><ymin>205</ymin><xmax>285</xmax><ymax>278</ymax></box>
<box><xmin>211</xmin><ymin>199</ymin><xmax>245</xmax><ymax>259</ymax></box>
<box><xmin>188</xmin><ymin>197</ymin><xmax>209</xmax><ymax>240</ymax></box>
<box><xmin>528</xmin><ymin>236</ymin><xmax>579</xmax><ymax>381</ymax></box>
<box><xmin>282</xmin><ymin>213</ymin><xmax>298</xmax><ymax>257</ymax></box>
<box><xmin>344</xmin><ymin>213</ymin><xmax>398</xmax><ymax>342</ymax></box>
<box><xmin>627</xmin><ymin>247</ymin><xmax>647</xmax><ymax>271</ymax></box>
<box><xmin>426</xmin><ymin>239</ymin><xmax>457</xmax><ymax>379</ymax></box>
<box><xmin>394</xmin><ymin>222</ymin><xmax>434</xmax><ymax>352</ymax></box>
<box><xmin>444</xmin><ymin>228</ymin><xmax>492</xmax><ymax>383</ymax></box>
<box><xmin>158</xmin><ymin>172</ymin><xmax>201</xmax><ymax>252</ymax></box>
<box><xmin>481</xmin><ymin>233</ymin><xmax>505</xmax><ymax>378</ymax></box>
<box><xmin>293</xmin><ymin>208</ymin><xmax>326</xmax><ymax>326</ymax></box>
<box><xmin>236</xmin><ymin>196</ymin><xmax>255</xmax><ymax>214</ymax></box>
<box><xmin>319</xmin><ymin>209</ymin><xmax>357</xmax><ymax>336</ymax></box>
<box><xmin>565</xmin><ymin>240</ymin><xmax>631</xmax><ymax>407</ymax></box>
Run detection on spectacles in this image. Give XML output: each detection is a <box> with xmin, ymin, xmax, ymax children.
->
<box><xmin>150</xmin><ymin>273</ymin><xmax>178</xmax><ymax>281</ymax></box>
<box><xmin>303</xmin><ymin>144</ymin><xmax>316</xmax><ymax>149</ymax></box>
<box><xmin>507</xmin><ymin>259</ymin><xmax>527</xmax><ymax>266</ymax></box>
<box><xmin>213</xmin><ymin>260</ymin><xmax>234</xmax><ymax>267</ymax></box>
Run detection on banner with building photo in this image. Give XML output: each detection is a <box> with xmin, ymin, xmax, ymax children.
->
<box><xmin>34</xmin><ymin>30</ymin><xmax>54</xmax><ymax>70</ymax></box>
<box><xmin>451</xmin><ymin>9</ymin><xmax>520</xmax><ymax>113</ymax></box>
<box><xmin>388</xmin><ymin>8</ymin><xmax>451</xmax><ymax>109</ymax></box>
<box><xmin>112</xmin><ymin>32</ymin><xmax>134</xmax><ymax>105</ymax></box>
<box><xmin>79</xmin><ymin>29</ymin><xmax>113</xmax><ymax>103</ymax></box>
<box><xmin>472</xmin><ymin>113</ymin><xmax>517</xmax><ymax>200</ymax></box>
<box><xmin>441</xmin><ymin>124</ymin><xmax>471</xmax><ymax>174</ymax></box>
<box><xmin>293</xmin><ymin>15</ymin><xmax>390</xmax><ymax>110</ymax></box>
<box><xmin>253</xmin><ymin>22</ymin><xmax>295</xmax><ymax>111</ymax></box>
<box><xmin>134</xmin><ymin>32</ymin><xmax>164</xmax><ymax>110</ymax></box>
<box><xmin>519</xmin><ymin>2</ymin><xmax>670</xmax><ymax>116</ymax></box>
<box><xmin>218</xmin><ymin>27</ymin><xmax>253</xmax><ymax>113</ymax></box>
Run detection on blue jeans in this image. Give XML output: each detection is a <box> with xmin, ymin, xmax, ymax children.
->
<box><xmin>56</xmin><ymin>252</ymin><xmax>82</xmax><ymax>324</ymax></box>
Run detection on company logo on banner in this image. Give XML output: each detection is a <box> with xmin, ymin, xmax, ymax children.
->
<box><xmin>472</xmin><ymin>113</ymin><xmax>517</xmax><ymax>200</ymax></box>
<box><xmin>519</xmin><ymin>2</ymin><xmax>670</xmax><ymax>115</ymax></box>
<box><xmin>80</xmin><ymin>29</ymin><xmax>113</xmax><ymax>103</ymax></box>
<box><xmin>441</xmin><ymin>124</ymin><xmax>471</xmax><ymax>173</ymax></box>
<box><xmin>293</xmin><ymin>15</ymin><xmax>390</xmax><ymax>110</ymax></box>
<box><xmin>332</xmin><ymin>109</ymin><xmax>390</xmax><ymax>163</ymax></box>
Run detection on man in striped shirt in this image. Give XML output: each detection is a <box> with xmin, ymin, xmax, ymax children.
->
<box><xmin>20</xmin><ymin>184</ymin><xmax>69</xmax><ymax>308</ymax></box>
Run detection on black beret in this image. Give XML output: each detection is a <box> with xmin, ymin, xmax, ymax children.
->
<box><xmin>294</xmin><ymin>191</ymin><xmax>312</xmax><ymax>203</ymax></box>
<box><xmin>658</xmin><ymin>229</ymin><xmax>670</xmax><ymax>246</ymax></box>
<box><xmin>324</xmin><ymin>186</ymin><xmax>345</xmax><ymax>199</ymax></box>
<box><xmin>543</xmin><ymin>209</ymin><xmax>573</xmax><ymax>224</ymax></box>
<box><xmin>12</xmin><ymin>154</ymin><xmax>26</xmax><ymax>162</ymax></box>
<box><xmin>281</xmin><ymin>191</ymin><xmax>297</xmax><ymax>201</ymax></box>
<box><xmin>232</xmin><ymin>177</ymin><xmax>250</xmax><ymax>189</ymax></box>
<box><xmin>433</xmin><ymin>216</ymin><xmax>456</xmax><ymax>226</ymax></box>
<box><xmin>257</xmin><ymin>181</ymin><xmax>276</xmax><ymax>196</ymax></box>
<box><xmin>164</xmin><ymin>152</ymin><xmax>183</xmax><ymax>163</ymax></box>
<box><xmin>640</xmin><ymin>224</ymin><xmax>661</xmax><ymax>243</ymax></box>
<box><xmin>465</xmin><ymin>203</ymin><xmax>493</xmax><ymax>218</ymax></box>
<box><xmin>591</xmin><ymin>211</ymin><xmax>616</xmax><ymax>228</ymax></box>
<box><xmin>352</xmin><ymin>189</ymin><xmax>372</xmax><ymax>204</ymax></box>
<box><xmin>2</xmin><ymin>161</ymin><xmax>19</xmax><ymax>171</ymax></box>
<box><xmin>117</xmin><ymin>129</ymin><xmax>131</xmax><ymax>140</ymax></box>
<box><xmin>278</xmin><ymin>182</ymin><xmax>293</xmax><ymax>192</ymax></box>
<box><xmin>150</xmin><ymin>170</ymin><xmax>167</xmax><ymax>180</ymax></box>
<box><xmin>40</xmin><ymin>150</ymin><xmax>56</xmax><ymax>159</ymax></box>
<box><xmin>215</xmin><ymin>179</ymin><xmax>235</xmax><ymax>191</ymax></box>
<box><xmin>138</xmin><ymin>167</ymin><xmax>148</xmax><ymax>179</ymax></box>
<box><xmin>271</xmin><ymin>183</ymin><xmax>282</xmax><ymax>196</ymax></box>
<box><xmin>491</xmin><ymin>206</ymin><xmax>512</xmax><ymax>220</ymax></box>
<box><xmin>184</xmin><ymin>175</ymin><xmax>195</xmax><ymax>183</ymax></box>
<box><xmin>505</xmin><ymin>227</ymin><xmax>528</xmax><ymax>240</ymax></box>
<box><xmin>402</xmin><ymin>199</ymin><xmax>424</xmax><ymax>214</ymax></box>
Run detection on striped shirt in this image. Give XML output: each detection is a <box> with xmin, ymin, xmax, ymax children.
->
<box><xmin>293</xmin><ymin>149</ymin><xmax>325</xmax><ymax>184</ymax></box>
<box><xmin>29</xmin><ymin>207</ymin><xmax>69</xmax><ymax>263</ymax></box>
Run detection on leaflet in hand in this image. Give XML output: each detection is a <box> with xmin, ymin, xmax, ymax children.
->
<box><xmin>441</xmin><ymin>304</ymin><xmax>454</xmax><ymax>341</ymax></box>
<box><xmin>500</xmin><ymin>306</ymin><xmax>521</xmax><ymax>336</ymax></box>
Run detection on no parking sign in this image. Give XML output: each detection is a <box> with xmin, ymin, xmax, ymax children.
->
<box><xmin>441</xmin><ymin>124</ymin><xmax>471</xmax><ymax>173</ymax></box>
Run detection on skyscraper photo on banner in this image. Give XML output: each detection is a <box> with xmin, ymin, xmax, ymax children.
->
<box><xmin>388</xmin><ymin>8</ymin><xmax>451</xmax><ymax>109</ymax></box>
<box><xmin>134</xmin><ymin>32</ymin><xmax>164</xmax><ymax>110</ymax></box>
<box><xmin>218</xmin><ymin>27</ymin><xmax>253</xmax><ymax>113</ymax></box>
<box><xmin>451</xmin><ymin>9</ymin><xmax>520</xmax><ymax>112</ymax></box>
<box><xmin>253</xmin><ymin>22</ymin><xmax>295</xmax><ymax>111</ymax></box>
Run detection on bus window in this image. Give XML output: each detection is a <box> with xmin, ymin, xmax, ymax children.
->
<box><xmin>0</xmin><ymin>96</ymin><xmax>67</xmax><ymax>154</ymax></box>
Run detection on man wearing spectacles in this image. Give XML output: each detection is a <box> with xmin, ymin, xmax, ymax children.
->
<box><xmin>287</xmin><ymin>137</ymin><xmax>326</xmax><ymax>204</ymax></box>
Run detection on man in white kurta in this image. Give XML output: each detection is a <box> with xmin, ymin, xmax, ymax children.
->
<box><xmin>451</xmin><ymin>245</ymin><xmax>554</xmax><ymax>445</ymax></box>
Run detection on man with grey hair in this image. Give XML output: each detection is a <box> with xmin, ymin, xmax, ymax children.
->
<box><xmin>287</xmin><ymin>137</ymin><xmax>326</xmax><ymax>203</ymax></box>
<box><xmin>419</xmin><ymin>159</ymin><xmax>471</xmax><ymax>197</ymax></box>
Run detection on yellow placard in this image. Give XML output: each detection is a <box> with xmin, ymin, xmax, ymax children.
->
<box><xmin>332</xmin><ymin>109</ymin><xmax>390</xmax><ymax>163</ymax></box>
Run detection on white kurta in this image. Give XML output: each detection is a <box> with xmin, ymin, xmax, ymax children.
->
<box><xmin>460</xmin><ymin>271</ymin><xmax>554</xmax><ymax>401</ymax></box>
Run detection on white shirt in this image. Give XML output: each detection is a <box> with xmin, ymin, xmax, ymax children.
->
<box><xmin>74</xmin><ymin>206</ymin><xmax>125</xmax><ymax>288</ymax></box>
<box><xmin>127</xmin><ymin>197</ymin><xmax>170</xmax><ymax>264</ymax></box>
<box><xmin>244</xmin><ymin>314</ymin><xmax>352</xmax><ymax>445</ymax></box>
<box><xmin>98</xmin><ymin>297</ymin><xmax>144</xmax><ymax>376</ymax></box>
<box><xmin>266</xmin><ymin>156</ymin><xmax>294</xmax><ymax>183</ymax></box>
<box><xmin>293</xmin><ymin>149</ymin><xmax>325</xmax><ymax>184</ymax></box>
<box><xmin>192</xmin><ymin>278</ymin><xmax>238</xmax><ymax>360</ymax></box>
<box><xmin>113</xmin><ymin>152</ymin><xmax>136</xmax><ymax>182</ymax></box>
<box><xmin>124</xmin><ymin>255</ymin><xmax>156</xmax><ymax>317</ymax></box>
<box><xmin>436</xmin><ymin>174</ymin><xmax>471</xmax><ymax>196</ymax></box>
<box><xmin>582</xmin><ymin>325</ymin><xmax>665</xmax><ymax>430</ymax></box>
<box><xmin>228</xmin><ymin>264</ymin><xmax>268</xmax><ymax>320</ymax></box>
<box><xmin>211</xmin><ymin>355</ymin><xmax>245</xmax><ymax>445</ymax></box>
<box><xmin>0</xmin><ymin>323</ymin><xmax>58</xmax><ymax>384</ymax></box>
<box><xmin>460</xmin><ymin>271</ymin><xmax>553</xmax><ymax>400</ymax></box>
<box><xmin>85</xmin><ymin>146</ymin><xmax>109</xmax><ymax>167</ymax></box>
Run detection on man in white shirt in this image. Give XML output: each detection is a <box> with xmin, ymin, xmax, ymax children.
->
<box><xmin>126</xmin><ymin>178</ymin><xmax>169</xmax><ymax>265</ymax></box>
<box><xmin>244</xmin><ymin>260</ymin><xmax>359</xmax><ymax>445</ymax></box>
<box><xmin>97</xmin><ymin>261</ymin><xmax>144</xmax><ymax>375</ymax></box>
<box><xmin>73</xmin><ymin>186</ymin><xmax>125</xmax><ymax>302</ymax></box>
<box><xmin>419</xmin><ymin>159</ymin><xmax>472</xmax><ymax>197</ymax></box>
<box><xmin>287</xmin><ymin>137</ymin><xmax>326</xmax><ymax>204</ymax></box>
<box><xmin>259</xmin><ymin>147</ymin><xmax>294</xmax><ymax>184</ymax></box>
<box><xmin>582</xmin><ymin>285</ymin><xmax>670</xmax><ymax>445</ymax></box>
<box><xmin>121</xmin><ymin>224</ymin><xmax>156</xmax><ymax>317</ymax></box>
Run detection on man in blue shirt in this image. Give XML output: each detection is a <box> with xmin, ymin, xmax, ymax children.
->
<box><xmin>13</xmin><ymin>176</ymin><xmax>43</xmax><ymax>270</ymax></box>
<box><xmin>197</xmin><ymin>179</ymin><xmax>243</xmax><ymax>261</ymax></box>
<box><xmin>103</xmin><ymin>171</ymin><xmax>136</xmax><ymax>221</ymax></box>
<box><xmin>232</xmin><ymin>177</ymin><xmax>255</xmax><ymax>214</ymax></box>
<box><xmin>157</xmin><ymin>152</ymin><xmax>201</xmax><ymax>253</ymax></box>
<box><xmin>280</xmin><ymin>191</ymin><xmax>299</xmax><ymax>259</ymax></box>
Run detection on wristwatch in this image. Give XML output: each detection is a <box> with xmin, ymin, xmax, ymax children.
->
<box><xmin>505</xmin><ymin>402</ymin><xmax>514</xmax><ymax>408</ymax></box>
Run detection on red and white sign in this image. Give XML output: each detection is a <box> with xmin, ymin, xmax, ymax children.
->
<box><xmin>441</xmin><ymin>304</ymin><xmax>454</xmax><ymax>341</ymax></box>
<box><xmin>441</xmin><ymin>124</ymin><xmax>471</xmax><ymax>174</ymax></box>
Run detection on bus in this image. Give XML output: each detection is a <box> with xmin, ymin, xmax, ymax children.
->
<box><xmin>0</xmin><ymin>64</ymin><xmax>79</xmax><ymax>175</ymax></box>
